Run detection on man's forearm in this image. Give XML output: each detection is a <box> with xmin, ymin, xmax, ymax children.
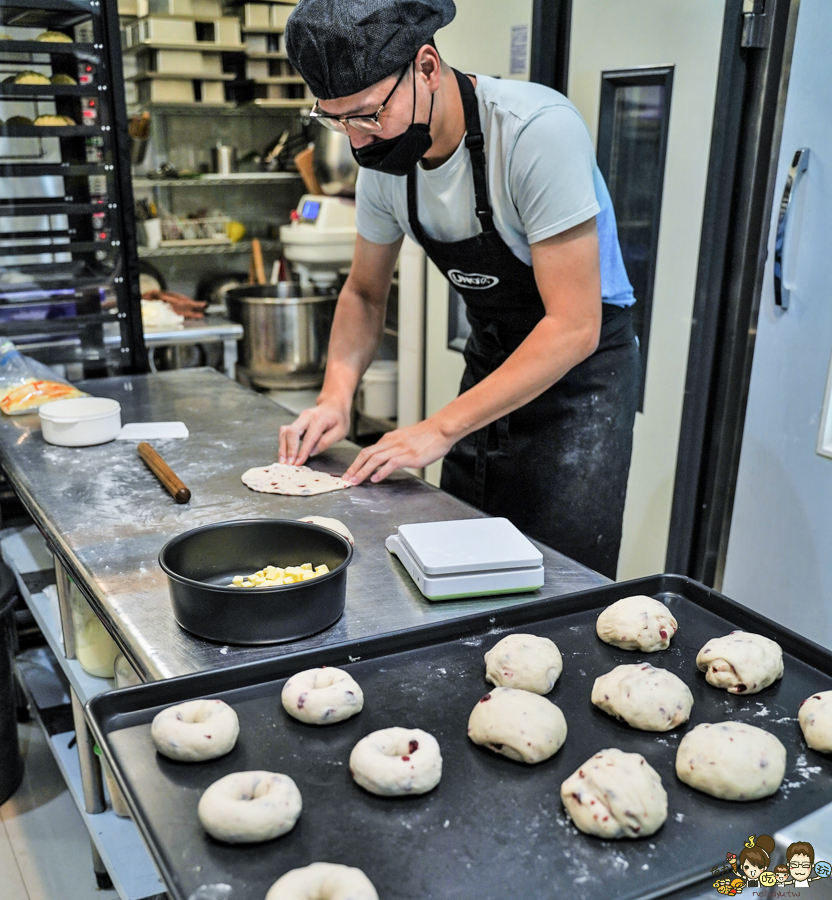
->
<box><xmin>432</xmin><ymin>313</ymin><xmax>600</xmax><ymax>444</ymax></box>
<box><xmin>317</xmin><ymin>285</ymin><xmax>386</xmax><ymax>410</ymax></box>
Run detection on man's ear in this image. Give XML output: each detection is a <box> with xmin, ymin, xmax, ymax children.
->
<box><xmin>417</xmin><ymin>45</ymin><xmax>442</xmax><ymax>91</ymax></box>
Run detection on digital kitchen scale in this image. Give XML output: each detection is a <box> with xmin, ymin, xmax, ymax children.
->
<box><xmin>385</xmin><ymin>517</ymin><xmax>545</xmax><ymax>601</ymax></box>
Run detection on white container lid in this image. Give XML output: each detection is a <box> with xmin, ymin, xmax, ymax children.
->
<box><xmin>39</xmin><ymin>397</ymin><xmax>120</xmax><ymax>423</ymax></box>
<box><xmin>397</xmin><ymin>517</ymin><xmax>543</xmax><ymax>576</ymax></box>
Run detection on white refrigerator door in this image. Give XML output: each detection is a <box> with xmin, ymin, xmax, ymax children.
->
<box><xmin>723</xmin><ymin>0</ymin><xmax>832</xmax><ymax>647</ymax></box>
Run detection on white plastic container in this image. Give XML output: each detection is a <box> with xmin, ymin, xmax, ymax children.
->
<box><xmin>39</xmin><ymin>397</ymin><xmax>121</xmax><ymax>447</ymax></box>
<box><xmin>357</xmin><ymin>360</ymin><xmax>398</xmax><ymax>420</ymax></box>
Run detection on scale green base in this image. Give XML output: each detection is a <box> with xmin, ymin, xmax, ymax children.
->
<box><xmin>425</xmin><ymin>583</ymin><xmax>544</xmax><ymax>602</ymax></box>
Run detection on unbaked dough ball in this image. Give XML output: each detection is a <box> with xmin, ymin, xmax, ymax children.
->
<box><xmin>197</xmin><ymin>771</ymin><xmax>301</xmax><ymax>843</ymax></box>
<box><xmin>696</xmin><ymin>631</ymin><xmax>784</xmax><ymax>695</ymax></box>
<box><xmin>560</xmin><ymin>748</ymin><xmax>667</xmax><ymax>839</ymax></box>
<box><xmin>296</xmin><ymin>516</ymin><xmax>355</xmax><ymax>546</ymax></box>
<box><xmin>281</xmin><ymin>667</ymin><xmax>364</xmax><ymax>725</ymax></box>
<box><xmin>350</xmin><ymin>727</ymin><xmax>442</xmax><ymax>796</ymax></box>
<box><xmin>675</xmin><ymin>722</ymin><xmax>786</xmax><ymax>801</ymax></box>
<box><xmin>595</xmin><ymin>595</ymin><xmax>677</xmax><ymax>652</ymax></box>
<box><xmin>467</xmin><ymin>686</ymin><xmax>567</xmax><ymax>764</ymax></box>
<box><xmin>591</xmin><ymin>663</ymin><xmax>693</xmax><ymax>732</ymax></box>
<box><xmin>798</xmin><ymin>690</ymin><xmax>832</xmax><ymax>752</ymax></box>
<box><xmin>151</xmin><ymin>699</ymin><xmax>239</xmax><ymax>762</ymax></box>
<box><xmin>266</xmin><ymin>862</ymin><xmax>378</xmax><ymax>900</ymax></box>
<box><xmin>484</xmin><ymin>633</ymin><xmax>562</xmax><ymax>694</ymax></box>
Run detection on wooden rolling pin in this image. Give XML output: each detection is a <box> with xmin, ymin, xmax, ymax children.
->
<box><xmin>138</xmin><ymin>442</ymin><xmax>191</xmax><ymax>504</ymax></box>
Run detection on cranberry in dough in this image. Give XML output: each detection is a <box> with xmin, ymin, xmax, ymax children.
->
<box><xmin>595</xmin><ymin>595</ymin><xmax>677</xmax><ymax>652</ymax></box>
<box><xmin>467</xmin><ymin>686</ymin><xmax>567</xmax><ymax>764</ymax></box>
<box><xmin>695</xmin><ymin>631</ymin><xmax>783</xmax><ymax>695</ymax></box>
<box><xmin>675</xmin><ymin>722</ymin><xmax>786</xmax><ymax>800</ymax></box>
<box><xmin>560</xmin><ymin>748</ymin><xmax>667</xmax><ymax>839</ymax></box>
<box><xmin>591</xmin><ymin>663</ymin><xmax>693</xmax><ymax>732</ymax></box>
<box><xmin>484</xmin><ymin>633</ymin><xmax>563</xmax><ymax>694</ymax></box>
<box><xmin>798</xmin><ymin>690</ymin><xmax>832</xmax><ymax>752</ymax></box>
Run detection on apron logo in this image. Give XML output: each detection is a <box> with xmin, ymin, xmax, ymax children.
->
<box><xmin>448</xmin><ymin>269</ymin><xmax>500</xmax><ymax>290</ymax></box>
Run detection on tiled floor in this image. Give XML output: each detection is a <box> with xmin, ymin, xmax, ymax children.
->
<box><xmin>0</xmin><ymin>721</ymin><xmax>119</xmax><ymax>900</ymax></box>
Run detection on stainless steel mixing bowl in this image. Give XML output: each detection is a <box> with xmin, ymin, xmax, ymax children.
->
<box><xmin>226</xmin><ymin>282</ymin><xmax>337</xmax><ymax>389</ymax></box>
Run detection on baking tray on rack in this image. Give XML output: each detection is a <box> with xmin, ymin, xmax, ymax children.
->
<box><xmin>87</xmin><ymin>574</ymin><xmax>832</xmax><ymax>900</ymax></box>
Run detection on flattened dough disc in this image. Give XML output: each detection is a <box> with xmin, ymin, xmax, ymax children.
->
<box><xmin>242</xmin><ymin>463</ymin><xmax>351</xmax><ymax>496</ymax></box>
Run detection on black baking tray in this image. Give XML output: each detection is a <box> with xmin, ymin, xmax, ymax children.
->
<box><xmin>87</xmin><ymin>574</ymin><xmax>832</xmax><ymax>900</ymax></box>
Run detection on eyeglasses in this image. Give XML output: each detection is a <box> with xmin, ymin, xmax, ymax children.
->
<box><xmin>309</xmin><ymin>62</ymin><xmax>410</xmax><ymax>135</ymax></box>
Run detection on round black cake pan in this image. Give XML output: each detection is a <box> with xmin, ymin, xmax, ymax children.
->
<box><xmin>159</xmin><ymin>519</ymin><xmax>353</xmax><ymax>645</ymax></box>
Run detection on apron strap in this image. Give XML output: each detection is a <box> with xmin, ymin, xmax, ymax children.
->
<box><xmin>406</xmin><ymin>69</ymin><xmax>497</xmax><ymax>236</ymax></box>
<box><xmin>454</xmin><ymin>69</ymin><xmax>496</xmax><ymax>234</ymax></box>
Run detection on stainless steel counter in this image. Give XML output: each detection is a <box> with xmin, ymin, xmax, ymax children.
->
<box><xmin>0</xmin><ymin>368</ymin><xmax>606</xmax><ymax>682</ymax></box>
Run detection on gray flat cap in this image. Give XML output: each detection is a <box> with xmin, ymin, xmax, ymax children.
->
<box><xmin>285</xmin><ymin>0</ymin><xmax>456</xmax><ymax>100</ymax></box>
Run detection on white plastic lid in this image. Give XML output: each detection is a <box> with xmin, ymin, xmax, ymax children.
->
<box><xmin>39</xmin><ymin>397</ymin><xmax>120</xmax><ymax>423</ymax></box>
<box><xmin>397</xmin><ymin>517</ymin><xmax>543</xmax><ymax>576</ymax></box>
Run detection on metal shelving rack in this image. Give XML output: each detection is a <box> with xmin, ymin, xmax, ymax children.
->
<box><xmin>0</xmin><ymin>0</ymin><xmax>146</xmax><ymax>375</ymax></box>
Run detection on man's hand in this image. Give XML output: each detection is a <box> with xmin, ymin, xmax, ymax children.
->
<box><xmin>278</xmin><ymin>401</ymin><xmax>351</xmax><ymax>466</ymax></box>
<box><xmin>344</xmin><ymin>418</ymin><xmax>454</xmax><ymax>485</ymax></box>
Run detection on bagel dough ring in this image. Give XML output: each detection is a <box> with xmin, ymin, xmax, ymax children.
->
<box><xmin>281</xmin><ymin>667</ymin><xmax>364</xmax><ymax>725</ymax></box>
<box><xmin>561</xmin><ymin>748</ymin><xmax>667</xmax><ymax>839</ymax></box>
<box><xmin>696</xmin><ymin>631</ymin><xmax>784</xmax><ymax>695</ymax></box>
<box><xmin>675</xmin><ymin>721</ymin><xmax>786</xmax><ymax>801</ymax></box>
<box><xmin>467</xmin><ymin>686</ymin><xmax>567</xmax><ymax>764</ymax></box>
<box><xmin>798</xmin><ymin>690</ymin><xmax>832</xmax><ymax>752</ymax></box>
<box><xmin>266</xmin><ymin>862</ymin><xmax>379</xmax><ymax>900</ymax></box>
<box><xmin>591</xmin><ymin>663</ymin><xmax>693</xmax><ymax>732</ymax></box>
<box><xmin>596</xmin><ymin>595</ymin><xmax>677</xmax><ymax>652</ymax></box>
<box><xmin>349</xmin><ymin>727</ymin><xmax>442</xmax><ymax>796</ymax></box>
<box><xmin>150</xmin><ymin>698</ymin><xmax>239</xmax><ymax>762</ymax></box>
<box><xmin>484</xmin><ymin>633</ymin><xmax>563</xmax><ymax>694</ymax></box>
<box><xmin>197</xmin><ymin>771</ymin><xmax>301</xmax><ymax>843</ymax></box>
<box><xmin>296</xmin><ymin>516</ymin><xmax>355</xmax><ymax>546</ymax></box>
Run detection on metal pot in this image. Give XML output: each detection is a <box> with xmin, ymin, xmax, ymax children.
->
<box><xmin>312</xmin><ymin>124</ymin><xmax>359</xmax><ymax>196</ymax></box>
<box><xmin>160</xmin><ymin>519</ymin><xmax>353</xmax><ymax>645</ymax></box>
<box><xmin>225</xmin><ymin>282</ymin><xmax>337</xmax><ymax>389</ymax></box>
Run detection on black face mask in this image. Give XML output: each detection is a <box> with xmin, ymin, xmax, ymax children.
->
<box><xmin>352</xmin><ymin>66</ymin><xmax>434</xmax><ymax>177</ymax></box>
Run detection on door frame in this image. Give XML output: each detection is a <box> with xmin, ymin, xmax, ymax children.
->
<box><xmin>666</xmin><ymin>0</ymin><xmax>799</xmax><ymax>585</ymax></box>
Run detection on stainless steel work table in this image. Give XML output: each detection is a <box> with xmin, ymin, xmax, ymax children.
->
<box><xmin>0</xmin><ymin>367</ymin><xmax>605</xmax><ymax>682</ymax></box>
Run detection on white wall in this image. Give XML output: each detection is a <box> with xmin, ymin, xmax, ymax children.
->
<box><xmin>435</xmin><ymin>0</ymin><xmax>534</xmax><ymax>79</ymax></box>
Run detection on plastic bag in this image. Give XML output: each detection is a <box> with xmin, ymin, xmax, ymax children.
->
<box><xmin>0</xmin><ymin>340</ymin><xmax>87</xmax><ymax>415</ymax></box>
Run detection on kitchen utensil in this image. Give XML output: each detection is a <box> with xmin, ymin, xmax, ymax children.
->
<box><xmin>385</xmin><ymin>517</ymin><xmax>545</xmax><ymax>600</ymax></box>
<box><xmin>210</xmin><ymin>143</ymin><xmax>238</xmax><ymax>174</ymax></box>
<box><xmin>117</xmin><ymin>422</ymin><xmax>189</xmax><ymax>441</ymax></box>
<box><xmin>128</xmin><ymin>111</ymin><xmax>151</xmax><ymax>166</ymax></box>
<box><xmin>294</xmin><ymin>146</ymin><xmax>323</xmax><ymax>195</ymax></box>
<box><xmin>158</xmin><ymin>519</ymin><xmax>353</xmax><ymax>644</ymax></box>
<box><xmin>312</xmin><ymin>124</ymin><xmax>359</xmax><ymax>196</ymax></box>
<box><xmin>39</xmin><ymin>397</ymin><xmax>122</xmax><ymax>446</ymax></box>
<box><xmin>87</xmin><ymin>573</ymin><xmax>832</xmax><ymax>900</ymax></box>
<box><xmin>248</xmin><ymin>238</ymin><xmax>267</xmax><ymax>285</ymax></box>
<box><xmin>225</xmin><ymin>282</ymin><xmax>337</xmax><ymax>389</ymax></box>
<box><xmin>138</xmin><ymin>442</ymin><xmax>191</xmax><ymax>503</ymax></box>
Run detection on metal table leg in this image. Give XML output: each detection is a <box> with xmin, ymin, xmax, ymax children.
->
<box><xmin>70</xmin><ymin>689</ymin><xmax>105</xmax><ymax>814</ymax></box>
<box><xmin>54</xmin><ymin>557</ymin><xmax>76</xmax><ymax>660</ymax></box>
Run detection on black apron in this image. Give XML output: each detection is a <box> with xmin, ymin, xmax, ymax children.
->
<box><xmin>408</xmin><ymin>69</ymin><xmax>639</xmax><ymax>578</ymax></box>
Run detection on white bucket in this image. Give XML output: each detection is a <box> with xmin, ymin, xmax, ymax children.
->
<box><xmin>39</xmin><ymin>397</ymin><xmax>122</xmax><ymax>446</ymax></box>
<box><xmin>357</xmin><ymin>360</ymin><xmax>398</xmax><ymax>420</ymax></box>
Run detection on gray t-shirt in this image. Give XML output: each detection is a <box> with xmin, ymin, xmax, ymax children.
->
<box><xmin>355</xmin><ymin>74</ymin><xmax>635</xmax><ymax>307</ymax></box>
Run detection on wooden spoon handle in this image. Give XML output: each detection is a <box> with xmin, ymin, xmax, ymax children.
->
<box><xmin>138</xmin><ymin>442</ymin><xmax>191</xmax><ymax>504</ymax></box>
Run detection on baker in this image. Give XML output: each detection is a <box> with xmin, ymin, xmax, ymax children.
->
<box><xmin>278</xmin><ymin>0</ymin><xmax>638</xmax><ymax>577</ymax></box>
